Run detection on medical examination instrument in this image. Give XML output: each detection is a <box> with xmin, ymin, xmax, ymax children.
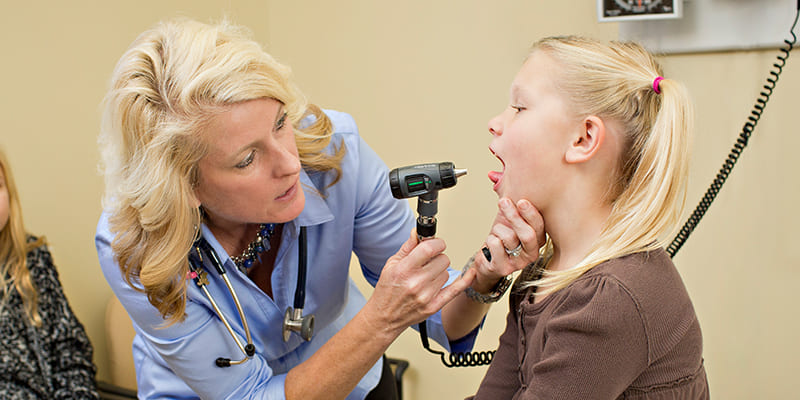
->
<box><xmin>389</xmin><ymin>162</ymin><xmax>467</xmax><ymax>239</ymax></box>
<box><xmin>390</xmin><ymin>162</ymin><xmax>495</xmax><ymax>367</ymax></box>
<box><xmin>283</xmin><ymin>226</ymin><xmax>315</xmax><ymax>342</ymax></box>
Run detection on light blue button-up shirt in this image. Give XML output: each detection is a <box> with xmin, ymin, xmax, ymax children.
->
<box><xmin>96</xmin><ymin>110</ymin><xmax>479</xmax><ymax>399</ymax></box>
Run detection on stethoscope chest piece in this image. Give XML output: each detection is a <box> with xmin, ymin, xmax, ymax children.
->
<box><xmin>283</xmin><ymin>307</ymin><xmax>315</xmax><ymax>342</ymax></box>
<box><xmin>281</xmin><ymin>226</ymin><xmax>315</xmax><ymax>342</ymax></box>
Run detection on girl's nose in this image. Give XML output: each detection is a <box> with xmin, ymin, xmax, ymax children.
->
<box><xmin>488</xmin><ymin>114</ymin><xmax>503</xmax><ymax>137</ymax></box>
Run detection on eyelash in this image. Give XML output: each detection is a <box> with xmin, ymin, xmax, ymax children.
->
<box><xmin>511</xmin><ymin>105</ymin><xmax>525</xmax><ymax>113</ymax></box>
<box><xmin>236</xmin><ymin>151</ymin><xmax>255</xmax><ymax>169</ymax></box>
<box><xmin>276</xmin><ymin>112</ymin><xmax>288</xmax><ymax>131</ymax></box>
<box><xmin>234</xmin><ymin>112</ymin><xmax>288</xmax><ymax>169</ymax></box>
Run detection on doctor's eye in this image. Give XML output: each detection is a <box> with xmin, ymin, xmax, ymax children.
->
<box><xmin>275</xmin><ymin>112</ymin><xmax>288</xmax><ymax>131</ymax></box>
<box><xmin>236</xmin><ymin>151</ymin><xmax>255</xmax><ymax>169</ymax></box>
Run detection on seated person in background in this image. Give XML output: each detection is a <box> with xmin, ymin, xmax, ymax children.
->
<box><xmin>469</xmin><ymin>36</ymin><xmax>708</xmax><ymax>399</ymax></box>
<box><xmin>0</xmin><ymin>148</ymin><xmax>98</xmax><ymax>399</ymax></box>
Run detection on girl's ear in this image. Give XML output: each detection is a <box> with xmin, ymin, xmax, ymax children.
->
<box><xmin>565</xmin><ymin>115</ymin><xmax>606</xmax><ymax>164</ymax></box>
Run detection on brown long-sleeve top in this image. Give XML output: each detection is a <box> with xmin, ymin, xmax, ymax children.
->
<box><xmin>469</xmin><ymin>249</ymin><xmax>708</xmax><ymax>400</ymax></box>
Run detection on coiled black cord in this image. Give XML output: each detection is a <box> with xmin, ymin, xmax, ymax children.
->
<box><xmin>419</xmin><ymin>321</ymin><xmax>494</xmax><ymax>367</ymax></box>
<box><xmin>667</xmin><ymin>6</ymin><xmax>799</xmax><ymax>258</ymax></box>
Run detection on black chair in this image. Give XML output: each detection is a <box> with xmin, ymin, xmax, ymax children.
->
<box><xmin>97</xmin><ymin>381</ymin><xmax>137</xmax><ymax>400</ymax></box>
<box><xmin>387</xmin><ymin>357</ymin><xmax>410</xmax><ymax>400</ymax></box>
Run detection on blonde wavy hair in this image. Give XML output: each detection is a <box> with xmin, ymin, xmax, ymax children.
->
<box><xmin>523</xmin><ymin>36</ymin><xmax>693</xmax><ymax>296</ymax></box>
<box><xmin>99</xmin><ymin>18</ymin><xmax>344</xmax><ymax>323</ymax></box>
<box><xmin>0</xmin><ymin>148</ymin><xmax>46</xmax><ymax>327</ymax></box>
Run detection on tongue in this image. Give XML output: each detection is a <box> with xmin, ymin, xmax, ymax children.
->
<box><xmin>488</xmin><ymin>170</ymin><xmax>503</xmax><ymax>184</ymax></box>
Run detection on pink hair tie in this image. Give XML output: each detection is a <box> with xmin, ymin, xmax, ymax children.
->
<box><xmin>653</xmin><ymin>76</ymin><xmax>664</xmax><ymax>94</ymax></box>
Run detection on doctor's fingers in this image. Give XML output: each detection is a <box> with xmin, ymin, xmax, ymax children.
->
<box><xmin>426</xmin><ymin>267</ymin><xmax>477</xmax><ymax>314</ymax></box>
<box><xmin>406</xmin><ymin>253</ymin><xmax>451</xmax><ymax>293</ymax></box>
<box><xmin>401</xmin><ymin>236</ymin><xmax>447</xmax><ymax>268</ymax></box>
<box><xmin>384</xmin><ymin>234</ymin><xmax>445</xmax><ymax>276</ymax></box>
<box><xmin>410</xmin><ymin>255</ymin><xmax>481</xmax><ymax>317</ymax></box>
<box><xmin>391</xmin><ymin>249</ymin><xmax>450</xmax><ymax>290</ymax></box>
<box><xmin>384</xmin><ymin>255</ymin><xmax>453</xmax><ymax>319</ymax></box>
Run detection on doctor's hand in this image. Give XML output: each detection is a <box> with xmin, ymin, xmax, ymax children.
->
<box><xmin>365</xmin><ymin>230</ymin><xmax>476</xmax><ymax>339</ymax></box>
<box><xmin>470</xmin><ymin>198</ymin><xmax>545</xmax><ymax>294</ymax></box>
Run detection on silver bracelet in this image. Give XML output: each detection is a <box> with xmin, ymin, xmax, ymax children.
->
<box><xmin>461</xmin><ymin>255</ymin><xmax>513</xmax><ymax>303</ymax></box>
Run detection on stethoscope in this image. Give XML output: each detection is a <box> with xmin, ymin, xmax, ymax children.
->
<box><xmin>187</xmin><ymin>226</ymin><xmax>315</xmax><ymax>368</ymax></box>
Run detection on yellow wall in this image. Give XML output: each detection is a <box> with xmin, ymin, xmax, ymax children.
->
<box><xmin>2</xmin><ymin>1</ymin><xmax>798</xmax><ymax>399</ymax></box>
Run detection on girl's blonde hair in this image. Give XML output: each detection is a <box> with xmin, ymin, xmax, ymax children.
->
<box><xmin>99</xmin><ymin>18</ymin><xmax>344</xmax><ymax>323</ymax></box>
<box><xmin>524</xmin><ymin>36</ymin><xmax>693</xmax><ymax>296</ymax></box>
<box><xmin>0</xmin><ymin>149</ymin><xmax>45</xmax><ymax>327</ymax></box>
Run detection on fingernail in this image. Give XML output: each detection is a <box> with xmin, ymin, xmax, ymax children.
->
<box><xmin>500</xmin><ymin>198</ymin><xmax>512</xmax><ymax>209</ymax></box>
<box><xmin>518</xmin><ymin>200</ymin><xmax>530</xmax><ymax>210</ymax></box>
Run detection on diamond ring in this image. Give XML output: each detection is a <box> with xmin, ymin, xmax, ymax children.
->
<box><xmin>505</xmin><ymin>243</ymin><xmax>523</xmax><ymax>257</ymax></box>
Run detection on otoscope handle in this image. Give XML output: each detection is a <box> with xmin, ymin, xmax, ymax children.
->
<box><xmin>416</xmin><ymin>191</ymin><xmax>438</xmax><ymax>239</ymax></box>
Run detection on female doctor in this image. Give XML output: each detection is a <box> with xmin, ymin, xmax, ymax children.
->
<box><xmin>95</xmin><ymin>18</ymin><xmax>543</xmax><ymax>400</ymax></box>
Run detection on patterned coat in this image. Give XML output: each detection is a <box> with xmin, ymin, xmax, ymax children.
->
<box><xmin>0</xmin><ymin>238</ymin><xmax>98</xmax><ymax>399</ymax></box>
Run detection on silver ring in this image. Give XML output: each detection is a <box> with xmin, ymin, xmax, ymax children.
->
<box><xmin>505</xmin><ymin>243</ymin><xmax>523</xmax><ymax>257</ymax></box>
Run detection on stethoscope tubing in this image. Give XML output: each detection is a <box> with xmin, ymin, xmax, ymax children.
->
<box><xmin>188</xmin><ymin>225</ymin><xmax>312</xmax><ymax>368</ymax></box>
<box><xmin>294</xmin><ymin>226</ymin><xmax>307</xmax><ymax>310</ymax></box>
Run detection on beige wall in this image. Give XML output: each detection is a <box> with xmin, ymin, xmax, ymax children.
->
<box><xmin>2</xmin><ymin>1</ymin><xmax>798</xmax><ymax>399</ymax></box>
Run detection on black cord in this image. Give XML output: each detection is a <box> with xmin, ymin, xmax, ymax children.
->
<box><xmin>295</xmin><ymin>226</ymin><xmax>307</xmax><ymax>310</ymax></box>
<box><xmin>419</xmin><ymin>321</ymin><xmax>495</xmax><ymax>368</ymax></box>
<box><xmin>666</xmin><ymin>7</ymin><xmax>799</xmax><ymax>258</ymax></box>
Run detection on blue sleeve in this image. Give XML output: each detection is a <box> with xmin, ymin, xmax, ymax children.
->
<box><xmin>95</xmin><ymin>216</ymin><xmax>288</xmax><ymax>400</ymax></box>
<box><xmin>339</xmin><ymin>115</ymin><xmax>479</xmax><ymax>353</ymax></box>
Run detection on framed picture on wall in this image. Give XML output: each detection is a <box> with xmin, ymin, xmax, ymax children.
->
<box><xmin>598</xmin><ymin>0</ymin><xmax>682</xmax><ymax>22</ymax></box>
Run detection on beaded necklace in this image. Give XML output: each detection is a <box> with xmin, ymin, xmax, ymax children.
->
<box><xmin>231</xmin><ymin>223</ymin><xmax>276</xmax><ymax>271</ymax></box>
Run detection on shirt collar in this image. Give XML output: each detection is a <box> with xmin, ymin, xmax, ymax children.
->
<box><xmin>294</xmin><ymin>168</ymin><xmax>334</xmax><ymax>228</ymax></box>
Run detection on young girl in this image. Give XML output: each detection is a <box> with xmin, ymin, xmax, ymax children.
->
<box><xmin>470</xmin><ymin>36</ymin><xmax>708</xmax><ymax>399</ymax></box>
<box><xmin>0</xmin><ymin>148</ymin><xmax>98</xmax><ymax>399</ymax></box>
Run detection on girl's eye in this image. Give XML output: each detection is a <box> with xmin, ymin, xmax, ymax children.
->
<box><xmin>511</xmin><ymin>105</ymin><xmax>525</xmax><ymax>113</ymax></box>
<box><xmin>236</xmin><ymin>151</ymin><xmax>255</xmax><ymax>169</ymax></box>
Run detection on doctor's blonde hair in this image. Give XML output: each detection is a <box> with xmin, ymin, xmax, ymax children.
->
<box><xmin>99</xmin><ymin>18</ymin><xmax>344</xmax><ymax>323</ymax></box>
<box><xmin>523</xmin><ymin>36</ymin><xmax>693</xmax><ymax>296</ymax></box>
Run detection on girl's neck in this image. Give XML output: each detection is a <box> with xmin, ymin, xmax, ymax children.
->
<box><xmin>544</xmin><ymin>199</ymin><xmax>612</xmax><ymax>273</ymax></box>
